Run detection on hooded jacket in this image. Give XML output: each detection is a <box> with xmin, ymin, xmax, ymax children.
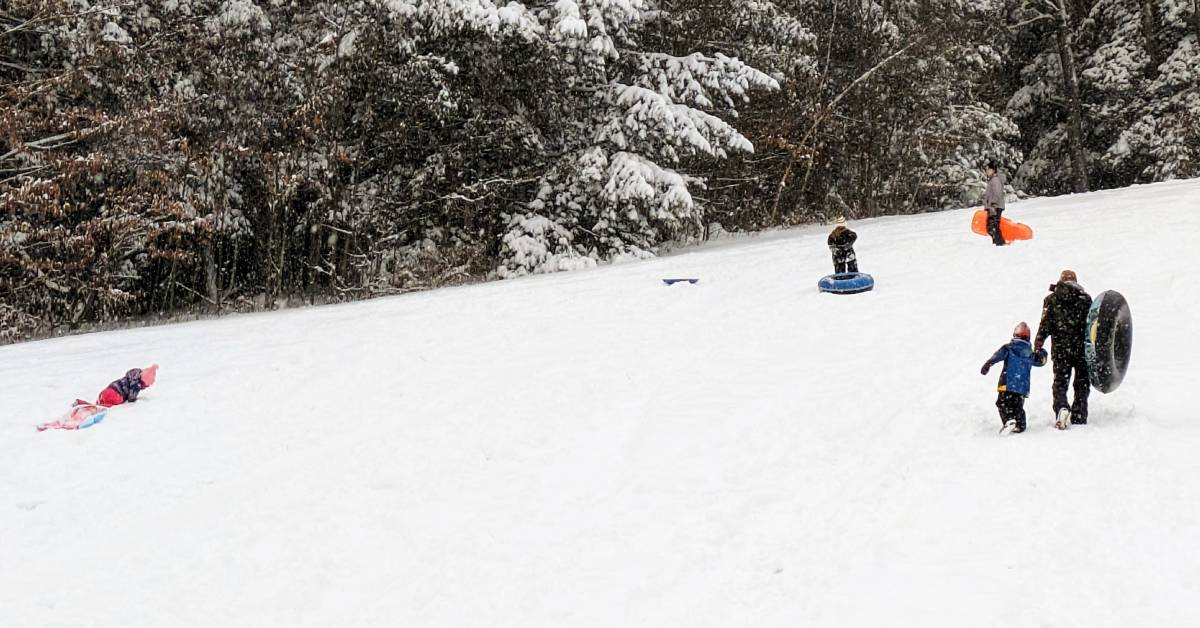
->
<box><xmin>984</xmin><ymin>337</ymin><xmax>1046</xmax><ymax>396</ymax></box>
<box><xmin>108</xmin><ymin>368</ymin><xmax>146</xmax><ymax>403</ymax></box>
<box><xmin>828</xmin><ymin>226</ymin><xmax>857</xmax><ymax>250</ymax></box>
<box><xmin>1035</xmin><ymin>281</ymin><xmax>1093</xmax><ymax>363</ymax></box>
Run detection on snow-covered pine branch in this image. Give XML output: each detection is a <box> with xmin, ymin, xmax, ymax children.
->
<box><xmin>597</xmin><ymin>84</ymin><xmax>756</xmax><ymax>161</ymax></box>
<box><xmin>629</xmin><ymin>52</ymin><xmax>779</xmax><ymax>113</ymax></box>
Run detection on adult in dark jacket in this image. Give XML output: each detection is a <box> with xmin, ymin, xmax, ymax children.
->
<box><xmin>827</xmin><ymin>216</ymin><xmax>858</xmax><ymax>273</ymax></box>
<box><xmin>983</xmin><ymin>160</ymin><xmax>1007</xmax><ymax>246</ymax></box>
<box><xmin>1034</xmin><ymin>270</ymin><xmax>1093</xmax><ymax>426</ymax></box>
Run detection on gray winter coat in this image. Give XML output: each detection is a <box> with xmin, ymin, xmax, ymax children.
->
<box><xmin>985</xmin><ymin>172</ymin><xmax>1007</xmax><ymax>211</ymax></box>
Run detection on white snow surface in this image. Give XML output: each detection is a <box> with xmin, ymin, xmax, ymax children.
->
<box><xmin>3</xmin><ymin>180</ymin><xmax>1200</xmax><ymax>627</ymax></box>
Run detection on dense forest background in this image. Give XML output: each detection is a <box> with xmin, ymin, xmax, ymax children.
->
<box><xmin>2</xmin><ymin>0</ymin><xmax>1197</xmax><ymax>342</ymax></box>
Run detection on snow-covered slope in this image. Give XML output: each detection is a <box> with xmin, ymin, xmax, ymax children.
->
<box><xmin>3</xmin><ymin>180</ymin><xmax>1199</xmax><ymax>627</ymax></box>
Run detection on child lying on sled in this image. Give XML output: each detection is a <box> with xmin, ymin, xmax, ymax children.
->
<box><xmin>96</xmin><ymin>364</ymin><xmax>158</xmax><ymax>407</ymax></box>
<box><xmin>37</xmin><ymin>364</ymin><xmax>159</xmax><ymax>431</ymax></box>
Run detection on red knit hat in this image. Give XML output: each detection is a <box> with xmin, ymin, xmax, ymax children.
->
<box><xmin>1013</xmin><ymin>322</ymin><xmax>1030</xmax><ymax>339</ymax></box>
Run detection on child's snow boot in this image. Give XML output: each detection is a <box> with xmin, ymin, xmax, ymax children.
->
<box><xmin>1054</xmin><ymin>408</ymin><xmax>1071</xmax><ymax>430</ymax></box>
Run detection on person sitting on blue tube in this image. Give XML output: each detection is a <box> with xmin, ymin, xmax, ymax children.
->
<box><xmin>827</xmin><ymin>216</ymin><xmax>858</xmax><ymax>274</ymax></box>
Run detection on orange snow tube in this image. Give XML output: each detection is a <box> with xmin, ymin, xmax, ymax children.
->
<box><xmin>972</xmin><ymin>209</ymin><xmax>1033</xmax><ymax>242</ymax></box>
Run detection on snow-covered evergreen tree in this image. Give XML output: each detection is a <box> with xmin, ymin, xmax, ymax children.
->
<box><xmin>1007</xmin><ymin>0</ymin><xmax>1093</xmax><ymax>194</ymax></box>
<box><xmin>1090</xmin><ymin>0</ymin><xmax>1200</xmax><ymax>181</ymax></box>
<box><xmin>897</xmin><ymin>1</ymin><xmax>1024</xmax><ymax>208</ymax></box>
<box><xmin>1009</xmin><ymin>0</ymin><xmax>1197</xmax><ymax>192</ymax></box>
<box><xmin>1006</xmin><ymin>45</ymin><xmax>1075</xmax><ymax>193</ymax></box>
<box><xmin>497</xmin><ymin>0</ymin><xmax>781</xmax><ymax>277</ymax></box>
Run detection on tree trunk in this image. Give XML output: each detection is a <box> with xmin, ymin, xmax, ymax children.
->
<box><xmin>263</xmin><ymin>161</ymin><xmax>283</xmax><ymax>310</ymax></box>
<box><xmin>204</xmin><ymin>240</ymin><xmax>220</xmax><ymax>314</ymax></box>
<box><xmin>1193</xmin><ymin>0</ymin><xmax>1200</xmax><ymax>43</ymax></box>
<box><xmin>262</xmin><ymin>200</ymin><xmax>275</xmax><ymax>309</ymax></box>
<box><xmin>166</xmin><ymin>255</ymin><xmax>178</xmax><ymax>313</ymax></box>
<box><xmin>1054</xmin><ymin>5</ymin><xmax>1090</xmax><ymax>194</ymax></box>
<box><xmin>1141</xmin><ymin>0</ymin><xmax>1159</xmax><ymax>73</ymax></box>
<box><xmin>768</xmin><ymin>155</ymin><xmax>795</xmax><ymax>223</ymax></box>
<box><xmin>277</xmin><ymin>197</ymin><xmax>288</xmax><ymax>308</ymax></box>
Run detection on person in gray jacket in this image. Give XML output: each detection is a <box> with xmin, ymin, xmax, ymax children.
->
<box><xmin>983</xmin><ymin>159</ymin><xmax>1007</xmax><ymax>246</ymax></box>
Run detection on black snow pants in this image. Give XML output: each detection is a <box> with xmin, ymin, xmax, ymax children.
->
<box><xmin>997</xmin><ymin>391</ymin><xmax>1027</xmax><ymax>431</ymax></box>
<box><xmin>832</xmin><ymin>247</ymin><xmax>858</xmax><ymax>273</ymax></box>
<box><xmin>986</xmin><ymin>208</ymin><xmax>1006</xmax><ymax>246</ymax></box>
<box><xmin>1052</xmin><ymin>358</ymin><xmax>1090</xmax><ymax>424</ymax></box>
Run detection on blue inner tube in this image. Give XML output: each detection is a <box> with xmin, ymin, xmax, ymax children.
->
<box><xmin>1085</xmin><ymin>290</ymin><xmax>1133</xmax><ymax>393</ymax></box>
<box><xmin>818</xmin><ymin>272</ymin><xmax>874</xmax><ymax>295</ymax></box>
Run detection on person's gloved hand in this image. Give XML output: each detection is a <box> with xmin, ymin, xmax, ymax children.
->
<box><xmin>980</xmin><ymin>363</ymin><xmax>990</xmax><ymax>375</ymax></box>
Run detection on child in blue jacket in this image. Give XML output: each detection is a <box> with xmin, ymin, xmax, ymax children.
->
<box><xmin>981</xmin><ymin>322</ymin><xmax>1047</xmax><ymax>433</ymax></box>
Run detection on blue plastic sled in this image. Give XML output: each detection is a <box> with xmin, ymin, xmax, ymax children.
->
<box><xmin>662</xmin><ymin>278</ymin><xmax>699</xmax><ymax>285</ymax></box>
<box><xmin>818</xmin><ymin>272</ymin><xmax>874</xmax><ymax>295</ymax></box>
<box><xmin>78</xmin><ymin>410</ymin><xmax>107</xmax><ymax>429</ymax></box>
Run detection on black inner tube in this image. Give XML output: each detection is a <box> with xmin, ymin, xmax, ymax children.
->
<box><xmin>1111</xmin><ymin>306</ymin><xmax>1133</xmax><ymax>377</ymax></box>
<box><xmin>1089</xmin><ymin>291</ymin><xmax>1133</xmax><ymax>393</ymax></box>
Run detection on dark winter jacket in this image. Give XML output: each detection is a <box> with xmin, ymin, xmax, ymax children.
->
<box><xmin>983</xmin><ymin>338</ymin><xmax>1046</xmax><ymax>396</ymax></box>
<box><xmin>984</xmin><ymin>172</ymin><xmax>1006</xmax><ymax>211</ymax></box>
<box><xmin>108</xmin><ymin>368</ymin><xmax>145</xmax><ymax>403</ymax></box>
<box><xmin>828</xmin><ymin>226</ymin><xmax>857</xmax><ymax>250</ymax></box>
<box><xmin>1034</xmin><ymin>281</ymin><xmax>1093</xmax><ymax>363</ymax></box>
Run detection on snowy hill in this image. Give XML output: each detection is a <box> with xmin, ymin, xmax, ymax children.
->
<box><xmin>3</xmin><ymin>180</ymin><xmax>1199</xmax><ymax>627</ymax></box>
